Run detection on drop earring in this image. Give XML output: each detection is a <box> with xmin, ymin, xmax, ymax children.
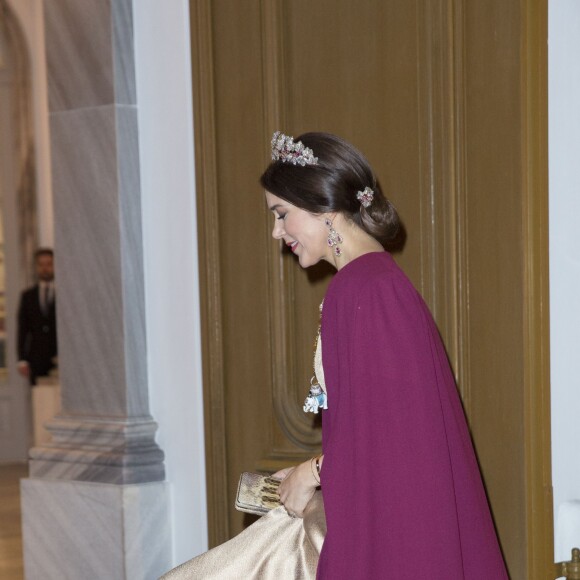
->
<box><xmin>325</xmin><ymin>218</ymin><xmax>343</xmax><ymax>257</ymax></box>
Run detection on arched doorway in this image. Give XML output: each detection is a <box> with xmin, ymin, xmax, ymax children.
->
<box><xmin>0</xmin><ymin>0</ymin><xmax>38</xmax><ymax>462</ymax></box>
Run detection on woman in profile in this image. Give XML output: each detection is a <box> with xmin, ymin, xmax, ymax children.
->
<box><xmin>162</xmin><ymin>132</ymin><xmax>508</xmax><ymax>579</ymax></box>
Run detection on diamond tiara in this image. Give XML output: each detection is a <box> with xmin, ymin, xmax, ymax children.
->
<box><xmin>271</xmin><ymin>131</ymin><xmax>318</xmax><ymax>166</ymax></box>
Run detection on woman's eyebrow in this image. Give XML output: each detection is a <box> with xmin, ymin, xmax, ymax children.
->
<box><xmin>269</xmin><ymin>203</ymin><xmax>283</xmax><ymax>211</ymax></box>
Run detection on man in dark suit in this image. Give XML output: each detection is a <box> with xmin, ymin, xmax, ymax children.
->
<box><xmin>17</xmin><ymin>248</ymin><xmax>58</xmax><ymax>385</ymax></box>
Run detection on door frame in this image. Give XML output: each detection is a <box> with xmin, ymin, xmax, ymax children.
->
<box><xmin>521</xmin><ymin>0</ymin><xmax>553</xmax><ymax>576</ymax></box>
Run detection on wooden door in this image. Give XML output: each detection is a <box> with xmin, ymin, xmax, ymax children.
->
<box><xmin>190</xmin><ymin>0</ymin><xmax>552</xmax><ymax>577</ymax></box>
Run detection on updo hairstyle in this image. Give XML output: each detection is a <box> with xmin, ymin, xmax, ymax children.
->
<box><xmin>260</xmin><ymin>132</ymin><xmax>400</xmax><ymax>246</ymax></box>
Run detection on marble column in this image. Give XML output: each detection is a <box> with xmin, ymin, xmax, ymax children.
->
<box><xmin>21</xmin><ymin>1</ymin><xmax>171</xmax><ymax>578</ymax></box>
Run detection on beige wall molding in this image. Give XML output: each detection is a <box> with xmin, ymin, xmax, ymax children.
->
<box><xmin>261</xmin><ymin>0</ymin><xmax>324</xmax><ymax>455</ymax></box>
<box><xmin>521</xmin><ymin>0</ymin><xmax>553</xmax><ymax>576</ymax></box>
<box><xmin>190</xmin><ymin>0</ymin><xmax>229</xmax><ymax>546</ymax></box>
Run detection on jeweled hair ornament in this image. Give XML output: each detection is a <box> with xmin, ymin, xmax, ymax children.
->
<box><xmin>271</xmin><ymin>131</ymin><xmax>318</xmax><ymax>166</ymax></box>
<box><xmin>356</xmin><ymin>186</ymin><xmax>374</xmax><ymax>208</ymax></box>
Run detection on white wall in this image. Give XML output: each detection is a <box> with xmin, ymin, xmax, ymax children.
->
<box><xmin>5</xmin><ymin>0</ymin><xmax>53</xmax><ymax>247</ymax></box>
<box><xmin>133</xmin><ymin>0</ymin><xmax>209</xmax><ymax>566</ymax></box>
<box><xmin>549</xmin><ymin>0</ymin><xmax>580</xmax><ymax>563</ymax></box>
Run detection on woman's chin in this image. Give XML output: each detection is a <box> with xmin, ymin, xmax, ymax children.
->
<box><xmin>297</xmin><ymin>254</ymin><xmax>321</xmax><ymax>269</ymax></box>
<box><xmin>296</xmin><ymin>253</ymin><xmax>310</xmax><ymax>269</ymax></box>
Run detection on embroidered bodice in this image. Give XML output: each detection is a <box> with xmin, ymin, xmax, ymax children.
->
<box><xmin>303</xmin><ymin>302</ymin><xmax>327</xmax><ymax>414</ymax></box>
<box><xmin>314</xmin><ymin>333</ymin><xmax>325</xmax><ymax>393</ymax></box>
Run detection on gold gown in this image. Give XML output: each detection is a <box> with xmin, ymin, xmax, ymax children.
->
<box><xmin>160</xmin><ymin>491</ymin><xmax>326</xmax><ymax>579</ymax></box>
<box><xmin>161</xmin><ymin>337</ymin><xmax>327</xmax><ymax>579</ymax></box>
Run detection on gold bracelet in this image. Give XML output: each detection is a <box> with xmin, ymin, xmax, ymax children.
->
<box><xmin>310</xmin><ymin>457</ymin><xmax>320</xmax><ymax>485</ymax></box>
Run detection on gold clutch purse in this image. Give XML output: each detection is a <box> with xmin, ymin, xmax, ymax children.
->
<box><xmin>235</xmin><ymin>472</ymin><xmax>282</xmax><ymax>516</ymax></box>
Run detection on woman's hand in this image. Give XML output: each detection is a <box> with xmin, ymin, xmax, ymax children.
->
<box><xmin>272</xmin><ymin>460</ymin><xmax>319</xmax><ymax>518</ymax></box>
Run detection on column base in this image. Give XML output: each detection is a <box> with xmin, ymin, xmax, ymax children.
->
<box><xmin>29</xmin><ymin>415</ymin><xmax>165</xmax><ymax>484</ymax></box>
<box><xmin>21</xmin><ymin>478</ymin><xmax>172</xmax><ymax>580</ymax></box>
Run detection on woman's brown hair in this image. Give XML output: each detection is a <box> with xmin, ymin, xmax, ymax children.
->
<box><xmin>260</xmin><ymin>132</ymin><xmax>400</xmax><ymax>246</ymax></box>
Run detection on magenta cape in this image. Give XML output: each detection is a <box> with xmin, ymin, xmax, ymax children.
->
<box><xmin>317</xmin><ymin>252</ymin><xmax>507</xmax><ymax>579</ymax></box>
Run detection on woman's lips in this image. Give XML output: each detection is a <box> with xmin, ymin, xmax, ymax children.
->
<box><xmin>287</xmin><ymin>241</ymin><xmax>298</xmax><ymax>253</ymax></box>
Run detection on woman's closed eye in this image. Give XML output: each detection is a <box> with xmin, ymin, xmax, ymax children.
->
<box><xmin>276</xmin><ymin>213</ymin><xmax>287</xmax><ymax>220</ymax></box>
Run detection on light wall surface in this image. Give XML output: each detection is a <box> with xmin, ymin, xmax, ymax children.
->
<box><xmin>133</xmin><ymin>0</ymin><xmax>209</xmax><ymax>566</ymax></box>
<box><xmin>548</xmin><ymin>0</ymin><xmax>580</xmax><ymax>563</ymax></box>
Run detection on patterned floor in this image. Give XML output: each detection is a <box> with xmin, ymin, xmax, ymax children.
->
<box><xmin>0</xmin><ymin>463</ymin><xmax>27</xmax><ymax>580</ymax></box>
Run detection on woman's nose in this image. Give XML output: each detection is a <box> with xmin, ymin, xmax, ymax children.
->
<box><xmin>272</xmin><ymin>219</ymin><xmax>284</xmax><ymax>239</ymax></box>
